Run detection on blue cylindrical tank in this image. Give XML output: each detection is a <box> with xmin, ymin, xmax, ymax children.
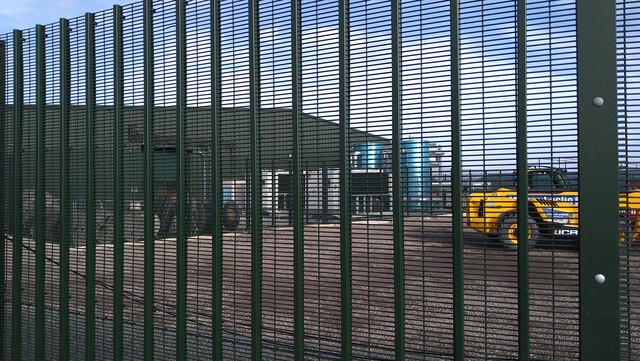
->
<box><xmin>401</xmin><ymin>139</ymin><xmax>430</xmax><ymax>211</ymax></box>
<box><xmin>353</xmin><ymin>143</ymin><xmax>385</xmax><ymax>169</ymax></box>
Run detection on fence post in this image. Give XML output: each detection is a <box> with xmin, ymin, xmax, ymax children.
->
<box><xmin>390</xmin><ymin>0</ymin><xmax>405</xmax><ymax>358</ymax></box>
<box><xmin>35</xmin><ymin>24</ymin><xmax>46</xmax><ymax>361</ymax></box>
<box><xmin>339</xmin><ymin>0</ymin><xmax>352</xmax><ymax>358</ymax></box>
<box><xmin>143</xmin><ymin>0</ymin><xmax>155</xmax><ymax>359</ymax></box>
<box><xmin>210</xmin><ymin>0</ymin><xmax>223</xmax><ymax>358</ymax></box>
<box><xmin>0</xmin><ymin>38</ymin><xmax>5</xmax><ymax>361</ymax></box>
<box><xmin>84</xmin><ymin>13</ymin><xmax>97</xmax><ymax>361</ymax></box>
<box><xmin>249</xmin><ymin>0</ymin><xmax>263</xmax><ymax>357</ymax></box>
<box><xmin>515</xmin><ymin>0</ymin><xmax>530</xmax><ymax>359</ymax></box>
<box><xmin>176</xmin><ymin>0</ymin><xmax>188</xmax><ymax>358</ymax></box>
<box><xmin>12</xmin><ymin>29</ymin><xmax>24</xmax><ymax>361</ymax></box>
<box><xmin>58</xmin><ymin>18</ymin><xmax>71</xmax><ymax>361</ymax></box>
<box><xmin>113</xmin><ymin>6</ymin><xmax>125</xmax><ymax>361</ymax></box>
<box><xmin>577</xmin><ymin>0</ymin><xmax>620</xmax><ymax>359</ymax></box>
<box><xmin>450</xmin><ymin>1</ymin><xmax>465</xmax><ymax>359</ymax></box>
<box><xmin>291</xmin><ymin>0</ymin><xmax>305</xmax><ymax>358</ymax></box>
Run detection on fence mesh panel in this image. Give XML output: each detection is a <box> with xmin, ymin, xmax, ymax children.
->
<box><xmin>0</xmin><ymin>0</ymin><xmax>636</xmax><ymax>359</ymax></box>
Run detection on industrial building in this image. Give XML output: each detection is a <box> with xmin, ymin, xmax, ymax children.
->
<box><xmin>6</xmin><ymin>105</ymin><xmax>443</xmax><ymax>243</ymax></box>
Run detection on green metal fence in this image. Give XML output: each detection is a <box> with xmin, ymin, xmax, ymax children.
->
<box><xmin>0</xmin><ymin>0</ymin><xmax>637</xmax><ymax>359</ymax></box>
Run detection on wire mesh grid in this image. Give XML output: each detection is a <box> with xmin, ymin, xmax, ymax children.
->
<box><xmin>0</xmin><ymin>0</ymin><xmax>637</xmax><ymax>360</ymax></box>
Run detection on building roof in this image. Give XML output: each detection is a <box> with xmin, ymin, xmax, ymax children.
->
<box><xmin>3</xmin><ymin>105</ymin><xmax>388</xmax><ymax>198</ymax></box>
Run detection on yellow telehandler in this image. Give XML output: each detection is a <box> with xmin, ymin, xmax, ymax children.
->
<box><xmin>465</xmin><ymin>167</ymin><xmax>640</xmax><ymax>248</ymax></box>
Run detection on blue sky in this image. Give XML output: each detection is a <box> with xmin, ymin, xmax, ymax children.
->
<box><xmin>0</xmin><ymin>0</ymin><xmax>135</xmax><ymax>35</ymax></box>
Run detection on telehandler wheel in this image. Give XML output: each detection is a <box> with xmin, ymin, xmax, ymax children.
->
<box><xmin>498</xmin><ymin>213</ymin><xmax>539</xmax><ymax>249</ymax></box>
<box><xmin>619</xmin><ymin>217</ymin><xmax>631</xmax><ymax>246</ymax></box>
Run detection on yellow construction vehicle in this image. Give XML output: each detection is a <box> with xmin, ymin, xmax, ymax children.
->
<box><xmin>465</xmin><ymin>167</ymin><xmax>640</xmax><ymax>248</ymax></box>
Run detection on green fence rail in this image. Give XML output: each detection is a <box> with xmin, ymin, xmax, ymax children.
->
<box><xmin>0</xmin><ymin>0</ymin><xmax>637</xmax><ymax>359</ymax></box>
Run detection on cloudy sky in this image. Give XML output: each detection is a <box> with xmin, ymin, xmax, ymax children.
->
<box><xmin>0</xmin><ymin>0</ymin><xmax>135</xmax><ymax>34</ymax></box>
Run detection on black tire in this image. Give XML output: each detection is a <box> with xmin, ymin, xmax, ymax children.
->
<box><xmin>222</xmin><ymin>202</ymin><xmax>240</xmax><ymax>231</ymax></box>
<box><xmin>619</xmin><ymin>216</ymin><xmax>631</xmax><ymax>246</ymax></box>
<box><xmin>189</xmin><ymin>202</ymin><xmax>207</xmax><ymax>235</ymax></box>
<box><xmin>498</xmin><ymin>213</ymin><xmax>539</xmax><ymax>249</ymax></box>
<box><xmin>154</xmin><ymin>194</ymin><xmax>176</xmax><ymax>239</ymax></box>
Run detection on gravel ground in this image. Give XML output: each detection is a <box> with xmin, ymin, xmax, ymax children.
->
<box><xmin>3</xmin><ymin>215</ymin><xmax>639</xmax><ymax>360</ymax></box>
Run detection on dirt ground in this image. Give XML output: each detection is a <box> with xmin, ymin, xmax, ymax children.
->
<box><xmin>3</xmin><ymin>215</ymin><xmax>639</xmax><ymax>360</ymax></box>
